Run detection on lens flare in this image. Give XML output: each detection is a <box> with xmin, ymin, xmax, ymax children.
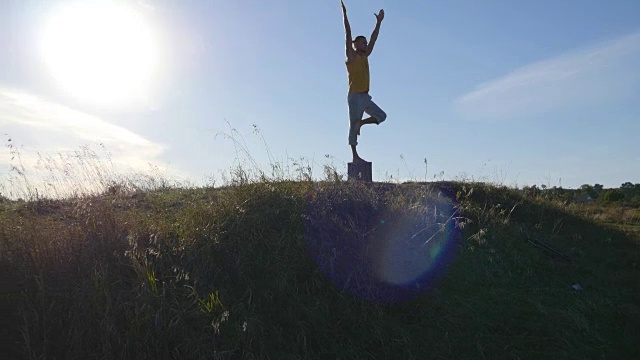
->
<box><xmin>377</xmin><ymin>230</ymin><xmax>447</xmax><ymax>286</ymax></box>
<box><xmin>304</xmin><ymin>185</ymin><xmax>461</xmax><ymax>304</ymax></box>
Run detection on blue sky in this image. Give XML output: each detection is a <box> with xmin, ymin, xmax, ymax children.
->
<box><xmin>1</xmin><ymin>0</ymin><xmax>639</xmax><ymax>194</ymax></box>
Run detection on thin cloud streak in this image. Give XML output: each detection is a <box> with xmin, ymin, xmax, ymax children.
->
<box><xmin>0</xmin><ymin>88</ymin><xmax>165</xmax><ymax>167</ymax></box>
<box><xmin>0</xmin><ymin>88</ymin><xmax>183</xmax><ymax>198</ymax></box>
<box><xmin>0</xmin><ymin>88</ymin><xmax>159</xmax><ymax>147</ymax></box>
<box><xmin>454</xmin><ymin>32</ymin><xmax>640</xmax><ymax>120</ymax></box>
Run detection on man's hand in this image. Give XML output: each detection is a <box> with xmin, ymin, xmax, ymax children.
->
<box><xmin>366</xmin><ymin>9</ymin><xmax>384</xmax><ymax>56</ymax></box>
<box><xmin>342</xmin><ymin>0</ymin><xmax>355</xmax><ymax>61</ymax></box>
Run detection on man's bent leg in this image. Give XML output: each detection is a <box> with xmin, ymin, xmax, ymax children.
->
<box><xmin>363</xmin><ymin>96</ymin><xmax>387</xmax><ymax>127</ymax></box>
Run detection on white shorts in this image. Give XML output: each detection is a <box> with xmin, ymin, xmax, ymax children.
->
<box><xmin>347</xmin><ymin>92</ymin><xmax>386</xmax><ymax>146</ymax></box>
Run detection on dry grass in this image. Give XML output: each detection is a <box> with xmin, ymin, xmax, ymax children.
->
<box><xmin>1</xmin><ymin>138</ymin><xmax>639</xmax><ymax>359</ymax></box>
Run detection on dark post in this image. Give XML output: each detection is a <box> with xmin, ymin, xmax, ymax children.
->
<box><xmin>348</xmin><ymin>161</ymin><xmax>372</xmax><ymax>182</ymax></box>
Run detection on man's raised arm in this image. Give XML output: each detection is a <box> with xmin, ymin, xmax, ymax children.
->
<box><xmin>366</xmin><ymin>9</ymin><xmax>384</xmax><ymax>56</ymax></box>
<box><xmin>341</xmin><ymin>1</ymin><xmax>355</xmax><ymax>61</ymax></box>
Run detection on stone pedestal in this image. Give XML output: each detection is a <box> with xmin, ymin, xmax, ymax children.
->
<box><xmin>348</xmin><ymin>161</ymin><xmax>372</xmax><ymax>182</ymax></box>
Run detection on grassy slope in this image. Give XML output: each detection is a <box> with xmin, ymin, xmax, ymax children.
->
<box><xmin>1</xmin><ymin>181</ymin><xmax>638</xmax><ymax>359</ymax></box>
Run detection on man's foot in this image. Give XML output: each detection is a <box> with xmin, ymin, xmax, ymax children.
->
<box><xmin>358</xmin><ymin>118</ymin><xmax>379</xmax><ymax>135</ymax></box>
<box><xmin>352</xmin><ymin>156</ymin><xmax>369</xmax><ymax>164</ymax></box>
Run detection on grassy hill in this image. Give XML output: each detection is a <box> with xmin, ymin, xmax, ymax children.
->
<box><xmin>1</xmin><ymin>180</ymin><xmax>639</xmax><ymax>359</ymax></box>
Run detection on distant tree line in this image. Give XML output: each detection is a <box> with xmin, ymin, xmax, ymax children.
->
<box><xmin>522</xmin><ymin>182</ymin><xmax>640</xmax><ymax>207</ymax></box>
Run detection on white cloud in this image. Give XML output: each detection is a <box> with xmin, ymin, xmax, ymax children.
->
<box><xmin>454</xmin><ymin>32</ymin><xmax>640</xmax><ymax>121</ymax></box>
<box><xmin>2</xmin><ymin>89</ymin><xmax>156</xmax><ymax>143</ymax></box>
<box><xmin>0</xmin><ymin>88</ymin><xmax>178</xmax><ymax>198</ymax></box>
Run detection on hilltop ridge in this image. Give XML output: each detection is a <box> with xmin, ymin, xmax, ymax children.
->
<box><xmin>1</xmin><ymin>180</ymin><xmax>638</xmax><ymax>359</ymax></box>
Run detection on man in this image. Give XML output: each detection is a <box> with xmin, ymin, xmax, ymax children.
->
<box><xmin>341</xmin><ymin>0</ymin><xmax>386</xmax><ymax>164</ymax></box>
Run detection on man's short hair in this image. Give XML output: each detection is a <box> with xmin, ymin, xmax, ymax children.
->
<box><xmin>353</xmin><ymin>35</ymin><xmax>367</xmax><ymax>43</ymax></box>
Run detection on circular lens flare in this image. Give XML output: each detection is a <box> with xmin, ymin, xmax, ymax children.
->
<box><xmin>305</xmin><ymin>185</ymin><xmax>460</xmax><ymax>304</ymax></box>
<box><xmin>378</xmin><ymin>232</ymin><xmax>447</xmax><ymax>286</ymax></box>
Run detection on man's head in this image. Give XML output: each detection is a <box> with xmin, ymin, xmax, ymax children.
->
<box><xmin>353</xmin><ymin>35</ymin><xmax>368</xmax><ymax>52</ymax></box>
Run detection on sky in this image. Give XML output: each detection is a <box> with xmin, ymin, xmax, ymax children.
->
<box><xmin>1</xmin><ymin>0</ymin><xmax>639</xmax><ymax>197</ymax></box>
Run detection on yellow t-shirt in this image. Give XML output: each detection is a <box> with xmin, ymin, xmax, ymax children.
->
<box><xmin>346</xmin><ymin>54</ymin><xmax>370</xmax><ymax>93</ymax></box>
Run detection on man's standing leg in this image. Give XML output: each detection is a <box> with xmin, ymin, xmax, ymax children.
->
<box><xmin>348</xmin><ymin>92</ymin><xmax>367</xmax><ymax>162</ymax></box>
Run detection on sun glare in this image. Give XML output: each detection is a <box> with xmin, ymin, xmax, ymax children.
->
<box><xmin>40</xmin><ymin>1</ymin><xmax>160</xmax><ymax>107</ymax></box>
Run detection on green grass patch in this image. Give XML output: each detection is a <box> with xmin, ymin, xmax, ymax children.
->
<box><xmin>1</xmin><ymin>180</ymin><xmax>638</xmax><ymax>359</ymax></box>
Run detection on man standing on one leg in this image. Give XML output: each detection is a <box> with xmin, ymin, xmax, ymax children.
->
<box><xmin>341</xmin><ymin>0</ymin><xmax>387</xmax><ymax>164</ymax></box>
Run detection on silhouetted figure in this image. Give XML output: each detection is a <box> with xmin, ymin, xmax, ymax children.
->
<box><xmin>341</xmin><ymin>0</ymin><xmax>387</xmax><ymax>164</ymax></box>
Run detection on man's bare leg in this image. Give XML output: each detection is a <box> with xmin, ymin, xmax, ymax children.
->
<box><xmin>357</xmin><ymin>117</ymin><xmax>378</xmax><ymax>135</ymax></box>
<box><xmin>351</xmin><ymin>144</ymin><xmax>368</xmax><ymax>163</ymax></box>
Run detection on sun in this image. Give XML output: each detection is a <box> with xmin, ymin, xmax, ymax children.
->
<box><xmin>40</xmin><ymin>1</ymin><xmax>160</xmax><ymax>107</ymax></box>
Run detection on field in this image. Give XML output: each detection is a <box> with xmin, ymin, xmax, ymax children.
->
<box><xmin>1</xmin><ymin>177</ymin><xmax>639</xmax><ymax>359</ymax></box>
